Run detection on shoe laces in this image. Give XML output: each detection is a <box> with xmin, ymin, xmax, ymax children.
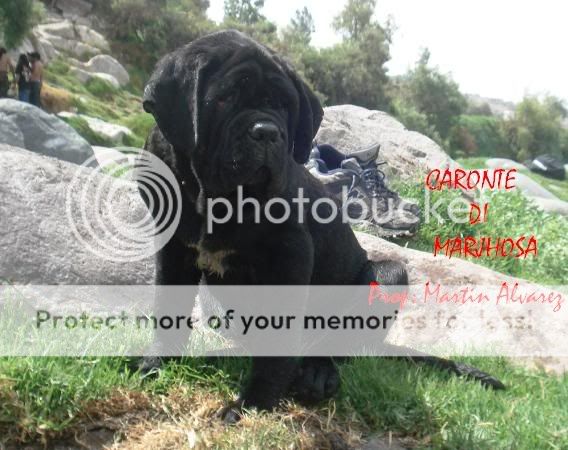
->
<box><xmin>361</xmin><ymin>162</ymin><xmax>398</xmax><ymax>199</ymax></box>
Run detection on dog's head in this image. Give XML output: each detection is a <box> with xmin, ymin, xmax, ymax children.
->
<box><xmin>143</xmin><ymin>30</ymin><xmax>323</xmax><ymax>198</ymax></box>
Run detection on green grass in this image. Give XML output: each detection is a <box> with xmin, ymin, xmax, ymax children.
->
<box><xmin>0</xmin><ymin>355</ymin><xmax>566</xmax><ymax>449</ymax></box>
<box><xmin>392</xmin><ymin>181</ymin><xmax>568</xmax><ymax>285</ymax></box>
<box><xmin>60</xmin><ymin>115</ymin><xmax>116</xmax><ymax>147</ymax></box>
<box><xmin>46</xmin><ymin>57</ymin><xmax>153</xmax><ymax>148</ymax></box>
<box><xmin>340</xmin><ymin>357</ymin><xmax>568</xmax><ymax>449</ymax></box>
<box><xmin>457</xmin><ymin>157</ymin><xmax>568</xmax><ymax>202</ymax></box>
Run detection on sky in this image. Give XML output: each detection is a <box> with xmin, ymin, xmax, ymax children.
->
<box><xmin>207</xmin><ymin>0</ymin><xmax>568</xmax><ymax>103</ymax></box>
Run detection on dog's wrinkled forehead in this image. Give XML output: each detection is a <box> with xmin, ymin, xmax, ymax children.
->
<box><xmin>143</xmin><ymin>30</ymin><xmax>323</xmax><ymax>164</ymax></box>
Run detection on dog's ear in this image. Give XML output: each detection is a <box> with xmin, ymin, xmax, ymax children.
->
<box><xmin>277</xmin><ymin>59</ymin><xmax>323</xmax><ymax>164</ymax></box>
<box><xmin>143</xmin><ymin>51</ymin><xmax>207</xmax><ymax>151</ymax></box>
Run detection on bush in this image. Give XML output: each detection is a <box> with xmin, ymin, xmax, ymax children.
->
<box><xmin>456</xmin><ymin>115</ymin><xmax>511</xmax><ymax>158</ymax></box>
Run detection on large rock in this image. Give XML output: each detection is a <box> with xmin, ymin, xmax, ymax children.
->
<box><xmin>513</xmin><ymin>172</ymin><xmax>560</xmax><ymax>200</ymax></box>
<box><xmin>70</xmin><ymin>66</ymin><xmax>120</xmax><ymax>89</ymax></box>
<box><xmin>10</xmin><ymin>18</ymin><xmax>109</xmax><ymax>62</ymax></box>
<box><xmin>9</xmin><ymin>36</ymin><xmax>58</xmax><ymax>64</ymax></box>
<box><xmin>486</xmin><ymin>158</ymin><xmax>527</xmax><ymax>170</ymax></box>
<box><xmin>0</xmin><ymin>145</ymin><xmax>153</xmax><ymax>285</ymax></box>
<box><xmin>43</xmin><ymin>33</ymin><xmax>101</xmax><ymax>58</ymax></box>
<box><xmin>36</xmin><ymin>21</ymin><xmax>76</xmax><ymax>40</ymax></box>
<box><xmin>0</xmin><ymin>99</ymin><xmax>95</xmax><ymax>165</ymax></box>
<box><xmin>82</xmin><ymin>55</ymin><xmax>130</xmax><ymax>87</ymax></box>
<box><xmin>75</xmin><ymin>24</ymin><xmax>110</xmax><ymax>52</ymax></box>
<box><xmin>59</xmin><ymin>112</ymin><xmax>133</xmax><ymax>144</ymax></box>
<box><xmin>526</xmin><ymin>196</ymin><xmax>568</xmax><ymax>216</ymax></box>
<box><xmin>316</xmin><ymin>105</ymin><xmax>457</xmax><ymax>179</ymax></box>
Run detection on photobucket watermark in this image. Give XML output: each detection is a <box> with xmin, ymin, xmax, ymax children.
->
<box><xmin>206</xmin><ymin>186</ymin><xmax>488</xmax><ymax>233</ymax></box>
<box><xmin>206</xmin><ymin>185</ymin><xmax>403</xmax><ymax>233</ymax></box>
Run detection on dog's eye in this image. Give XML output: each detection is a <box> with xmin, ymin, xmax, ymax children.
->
<box><xmin>218</xmin><ymin>91</ymin><xmax>236</xmax><ymax>108</ymax></box>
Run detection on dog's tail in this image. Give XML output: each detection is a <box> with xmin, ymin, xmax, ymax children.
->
<box><xmin>382</xmin><ymin>343</ymin><xmax>506</xmax><ymax>390</ymax></box>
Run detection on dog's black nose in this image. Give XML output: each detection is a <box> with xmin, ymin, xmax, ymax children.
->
<box><xmin>249</xmin><ymin>121</ymin><xmax>279</xmax><ymax>143</ymax></box>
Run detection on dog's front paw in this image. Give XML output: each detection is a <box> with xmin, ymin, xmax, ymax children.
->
<box><xmin>290</xmin><ymin>358</ymin><xmax>340</xmax><ymax>403</ymax></box>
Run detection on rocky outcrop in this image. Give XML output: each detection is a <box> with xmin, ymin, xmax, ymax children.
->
<box><xmin>10</xmin><ymin>17</ymin><xmax>111</xmax><ymax>63</ymax></box>
<box><xmin>77</xmin><ymin>55</ymin><xmax>130</xmax><ymax>87</ymax></box>
<box><xmin>70</xmin><ymin>66</ymin><xmax>120</xmax><ymax>88</ymax></box>
<box><xmin>0</xmin><ymin>99</ymin><xmax>94</xmax><ymax>165</ymax></box>
<box><xmin>316</xmin><ymin>105</ymin><xmax>458</xmax><ymax>179</ymax></box>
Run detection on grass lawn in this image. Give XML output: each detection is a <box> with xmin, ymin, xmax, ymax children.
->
<box><xmin>0</xmin><ymin>356</ymin><xmax>566</xmax><ymax>449</ymax></box>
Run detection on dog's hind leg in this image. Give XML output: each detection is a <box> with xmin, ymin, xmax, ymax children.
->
<box><xmin>361</xmin><ymin>260</ymin><xmax>505</xmax><ymax>390</ymax></box>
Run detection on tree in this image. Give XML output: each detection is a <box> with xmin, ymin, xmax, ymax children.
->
<box><xmin>0</xmin><ymin>0</ymin><xmax>44</xmax><ymax>48</ymax></box>
<box><xmin>102</xmin><ymin>0</ymin><xmax>214</xmax><ymax>73</ymax></box>
<box><xmin>501</xmin><ymin>96</ymin><xmax>568</xmax><ymax>161</ymax></box>
<box><xmin>392</xmin><ymin>49</ymin><xmax>467</xmax><ymax>141</ymax></box>
<box><xmin>289</xmin><ymin>7</ymin><xmax>315</xmax><ymax>45</ymax></box>
<box><xmin>224</xmin><ymin>0</ymin><xmax>265</xmax><ymax>25</ymax></box>
<box><xmin>300</xmin><ymin>0</ymin><xmax>391</xmax><ymax>109</ymax></box>
<box><xmin>332</xmin><ymin>0</ymin><xmax>375</xmax><ymax>41</ymax></box>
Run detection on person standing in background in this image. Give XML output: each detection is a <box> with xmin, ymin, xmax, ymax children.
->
<box><xmin>15</xmin><ymin>54</ymin><xmax>32</xmax><ymax>103</ymax></box>
<box><xmin>29</xmin><ymin>52</ymin><xmax>43</xmax><ymax>108</ymax></box>
<box><xmin>0</xmin><ymin>47</ymin><xmax>16</xmax><ymax>98</ymax></box>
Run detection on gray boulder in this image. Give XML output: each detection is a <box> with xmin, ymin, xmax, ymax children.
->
<box><xmin>513</xmin><ymin>172</ymin><xmax>560</xmax><ymax>200</ymax></box>
<box><xmin>525</xmin><ymin>196</ymin><xmax>568</xmax><ymax>216</ymax></box>
<box><xmin>82</xmin><ymin>55</ymin><xmax>130</xmax><ymax>87</ymax></box>
<box><xmin>0</xmin><ymin>145</ymin><xmax>153</xmax><ymax>284</ymax></box>
<box><xmin>70</xmin><ymin>66</ymin><xmax>120</xmax><ymax>89</ymax></box>
<box><xmin>316</xmin><ymin>105</ymin><xmax>457</xmax><ymax>179</ymax></box>
<box><xmin>0</xmin><ymin>99</ymin><xmax>95</xmax><ymax>165</ymax></box>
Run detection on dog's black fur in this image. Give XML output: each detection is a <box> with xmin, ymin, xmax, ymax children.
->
<box><xmin>140</xmin><ymin>30</ymin><xmax>504</xmax><ymax>422</ymax></box>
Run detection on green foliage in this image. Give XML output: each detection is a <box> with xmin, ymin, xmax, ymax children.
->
<box><xmin>391</xmin><ymin>49</ymin><xmax>467</xmax><ymax>142</ymax></box>
<box><xmin>0</xmin><ymin>0</ymin><xmax>44</xmax><ymax>48</ymax></box>
<box><xmin>391</xmin><ymin>98</ymin><xmax>443</xmax><ymax>144</ymax></box>
<box><xmin>332</xmin><ymin>0</ymin><xmax>375</xmax><ymax>41</ymax></box>
<box><xmin>85</xmin><ymin>77</ymin><xmax>118</xmax><ymax>99</ymax></box>
<box><xmin>224</xmin><ymin>0</ymin><xmax>265</xmax><ymax>25</ymax></box>
<box><xmin>455</xmin><ymin>115</ymin><xmax>511</xmax><ymax>158</ymax></box>
<box><xmin>501</xmin><ymin>96</ymin><xmax>568</xmax><ymax>161</ymax></box>
<box><xmin>281</xmin><ymin>7</ymin><xmax>314</xmax><ymax>47</ymax></box>
<box><xmin>296</xmin><ymin>1</ymin><xmax>391</xmax><ymax>110</ymax></box>
<box><xmin>122</xmin><ymin>112</ymin><xmax>155</xmax><ymax>142</ymax></box>
<box><xmin>466</xmin><ymin>101</ymin><xmax>493</xmax><ymax>116</ymax></box>
<box><xmin>100</xmin><ymin>0</ymin><xmax>214</xmax><ymax>72</ymax></box>
<box><xmin>61</xmin><ymin>115</ymin><xmax>115</xmax><ymax>147</ymax></box>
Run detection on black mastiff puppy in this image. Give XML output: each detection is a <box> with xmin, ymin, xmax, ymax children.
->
<box><xmin>140</xmin><ymin>30</ymin><xmax>503</xmax><ymax>422</ymax></box>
